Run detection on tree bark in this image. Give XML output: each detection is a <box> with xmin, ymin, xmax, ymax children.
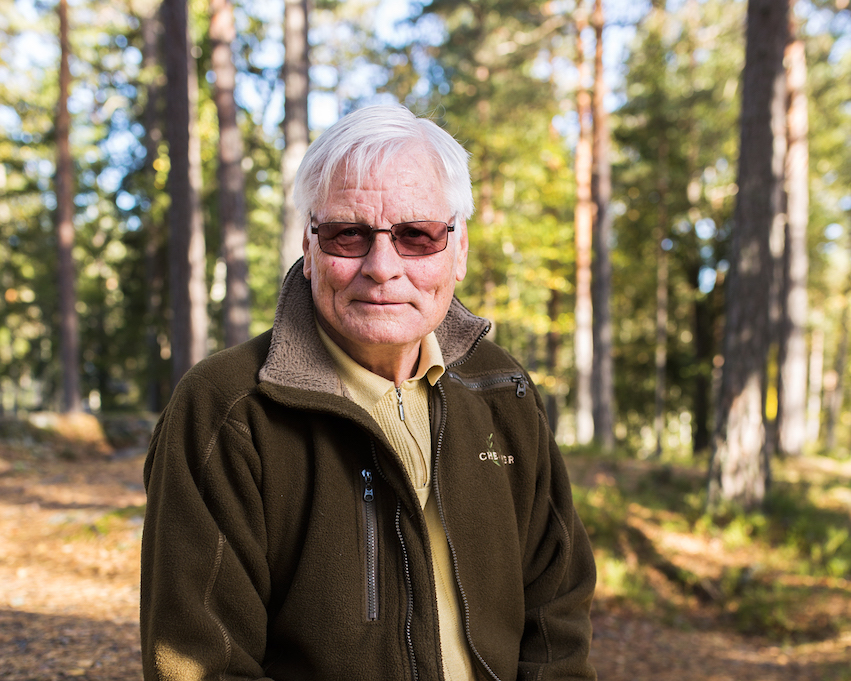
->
<box><xmin>280</xmin><ymin>0</ymin><xmax>310</xmax><ymax>276</ymax></box>
<box><xmin>590</xmin><ymin>0</ymin><xmax>615</xmax><ymax>450</ymax></box>
<box><xmin>653</xmin><ymin>131</ymin><xmax>670</xmax><ymax>459</ymax></box>
<box><xmin>573</xmin><ymin>6</ymin><xmax>594</xmax><ymax>445</ymax></box>
<box><xmin>141</xmin><ymin>4</ymin><xmax>168</xmax><ymax>412</ymax></box>
<box><xmin>654</xmin><ymin>217</ymin><xmax>669</xmax><ymax>459</ymax></box>
<box><xmin>709</xmin><ymin>0</ymin><xmax>789</xmax><ymax>509</ymax></box>
<box><xmin>805</xmin><ymin>314</ymin><xmax>824</xmax><ymax>445</ymax></box>
<box><xmin>824</xmin><ymin>290</ymin><xmax>849</xmax><ymax>451</ymax></box>
<box><xmin>164</xmin><ymin>0</ymin><xmax>209</xmax><ymax>388</ymax></box>
<box><xmin>777</xmin><ymin>32</ymin><xmax>809</xmax><ymax>456</ymax></box>
<box><xmin>55</xmin><ymin>0</ymin><xmax>81</xmax><ymax>413</ymax></box>
<box><xmin>683</xmin><ymin>0</ymin><xmax>713</xmax><ymax>455</ymax></box>
<box><xmin>546</xmin><ymin>288</ymin><xmax>561</xmax><ymax>433</ymax></box>
<box><xmin>693</xmin><ymin>294</ymin><xmax>713</xmax><ymax>453</ymax></box>
<box><xmin>211</xmin><ymin>0</ymin><xmax>250</xmax><ymax>347</ymax></box>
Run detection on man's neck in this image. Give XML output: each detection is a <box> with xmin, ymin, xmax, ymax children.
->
<box><xmin>316</xmin><ymin>319</ymin><xmax>421</xmax><ymax>386</ymax></box>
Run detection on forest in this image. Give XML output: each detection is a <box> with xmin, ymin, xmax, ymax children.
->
<box><xmin>3</xmin><ymin>0</ymin><xmax>851</xmax><ymax>497</ymax></box>
<box><xmin>1</xmin><ymin>0</ymin><xmax>851</xmax><ymax>677</ymax></box>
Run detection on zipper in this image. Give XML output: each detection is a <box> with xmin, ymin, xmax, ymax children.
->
<box><xmin>366</xmin><ymin>444</ymin><xmax>418</xmax><ymax>679</ymax></box>
<box><xmin>361</xmin><ymin>468</ymin><xmax>379</xmax><ymax>621</ymax></box>
<box><xmin>445</xmin><ymin>370</ymin><xmax>528</xmax><ymax>398</ymax></box>
<box><xmin>395</xmin><ymin>501</ymin><xmax>418</xmax><ymax>681</ymax></box>
<box><xmin>446</xmin><ymin>323</ymin><xmax>491</xmax><ymax>370</ymax></box>
<box><xmin>432</xmin><ymin>380</ymin><xmax>502</xmax><ymax>681</ymax></box>
<box><xmin>395</xmin><ymin>386</ymin><xmax>405</xmax><ymax>421</ymax></box>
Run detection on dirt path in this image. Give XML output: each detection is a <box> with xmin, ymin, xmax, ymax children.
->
<box><xmin>1</xmin><ymin>442</ymin><xmax>848</xmax><ymax>680</ymax></box>
<box><xmin>0</xmin><ymin>446</ymin><xmax>145</xmax><ymax>681</ymax></box>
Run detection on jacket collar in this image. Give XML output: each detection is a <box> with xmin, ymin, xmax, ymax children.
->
<box><xmin>258</xmin><ymin>259</ymin><xmax>491</xmax><ymax>395</ymax></box>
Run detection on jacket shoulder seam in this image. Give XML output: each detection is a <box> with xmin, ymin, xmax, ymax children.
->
<box><xmin>197</xmin><ymin>387</ymin><xmax>258</xmax><ymax>497</ymax></box>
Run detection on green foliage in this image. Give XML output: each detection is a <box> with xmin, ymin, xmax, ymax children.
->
<box><xmin>85</xmin><ymin>504</ymin><xmax>146</xmax><ymax>537</ymax></box>
<box><xmin>610</xmin><ymin>0</ymin><xmax>743</xmax><ymax>445</ymax></box>
<box><xmin>1</xmin><ymin>0</ymin><xmax>850</xmax><ymax>454</ymax></box>
<box><xmin>706</xmin><ymin>486</ymin><xmax>851</xmax><ymax>580</ymax></box>
<box><xmin>570</xmin><ymin>448</ymin><xmax>851</xmax><ymax>642</ymax></box>
<box><xmin>381</xmin><ymin>0</ymin><xmax>578</xmax><ymax>402</ymax></box>
<box><xmin>0</xmin><ymin>1</ymin><xmax>62</xmax><ymax>411</ymax></box>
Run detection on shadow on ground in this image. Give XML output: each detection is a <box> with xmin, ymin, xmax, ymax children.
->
<box><xmin>0</xmin><ymin>609</ymin><xmax>142</xmax><ymax>681</ymax></box>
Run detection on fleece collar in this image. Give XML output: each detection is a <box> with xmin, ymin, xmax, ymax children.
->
<box><xmin>258</xmin><ymin>259</ymin><xmax>491</xmax><ymax>395</ymax></box>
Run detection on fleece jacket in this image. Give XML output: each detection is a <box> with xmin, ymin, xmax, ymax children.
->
<box><xmin>140</xmin><ymin>261</ymin><xmax>597</xmax><ymax>681</ymax></box>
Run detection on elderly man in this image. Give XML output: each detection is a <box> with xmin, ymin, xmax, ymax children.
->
<box><xmin>141</xmin><ymin>105</ymin><xmax>596</xmax><ymax>681</ymax></box>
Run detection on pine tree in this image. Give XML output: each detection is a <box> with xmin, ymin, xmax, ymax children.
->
<box><xmin>163</xmin><ymin>0</ymin><xmax>209</xmax><ymax>386</ymax></box>
<box><xmin>211</xmin><ymin>0</ymin><xmax>250</xmax><ymax>347</ymax></box>
<box><xmin>55</xmin><ymin>0</ymin><xmax>81</xmax><ymax>413</ymax></box>
<box><xmin>280</xmin><ymin>0</ymin><xmax>310</xmax><ymax>275</ymax></box>
<box><xmin>709</xmin><ymin>0</ymin><xmax>790</xmax><ymax>509</ymax></box>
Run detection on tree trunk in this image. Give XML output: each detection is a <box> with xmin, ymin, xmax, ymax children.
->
<box><xmin>683</xmin><ymin>0</ymin><xmax>712</xmax><ymax>455</ymax></box>
<box><xmin>709</xmin><ymin>0</ymin><xmax>789</xmax><ymax>510</ymax></box>
<box><xmin>280</xmin><ymin>0</ymin><xmax>310</xmax><ymax>276</ymax></box>
<box><xmin>805</xmin><ymin>314</ymin><xmax>824</xmax><ymax>444</ymax></box>
<box><xmin>55</xmin><ymin>0</ymin><xmax>81</xmax><ymax>413</ymax></box>
<box><xmin>824</xmin><ymin>291</ymin><xmax>849</xmax><ymax>451</ymax></box>
<box><xmin>164</xmin><ymin>0</ymin><xmax>209</xmax><ymax>388</ymax></box>
<box><xmin>590</xmin><ymin>0</ymin><xmax>615</xmax><ymax>450</ymax></box>
<box><xmin>693</xmin><ymin>295</ymin><xmax>713</xmax><ymax>453</ymax></box>
<box><xmin>573</xmin><ymin>7</ymin><xmax>594</xmax><ymax>445</ymax></box>
<box><xmin>546</xmin><ymin>288</ymin><xmax>561</xmax><ymax>433</ymax></box>
<box><xmin>654</xmin><ymin>222</ymin><xmax>669</xmax><ymax>459</ymax></box>
<box><xmin>653</xmin><ymin>135</ymin><xmax>670</xmax><ymax>459</ymax></box>
<box><xmin>777</xmin><ymin>32</ymin><xmax>809</xmax><ymax>456</ymax></box>
<box><xmin>141</xmin><ymin>5</ymin><xmax>169</xmax><ymax>412</ymax></box>
<box><xmin>211</xmin><ymin>0</ymin><xmax>250</xmax><ymax>347</ymax></box>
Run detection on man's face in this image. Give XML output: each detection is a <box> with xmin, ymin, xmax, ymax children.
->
<box><xmin>303</xmin><ymin>148</ymin><xmax>468</xmax><ymax>365</ymax></box>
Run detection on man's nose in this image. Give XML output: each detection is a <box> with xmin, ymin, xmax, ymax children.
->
<box><xmin>361</xmin><ymin>229</ymin><xmax>403</xmax><ymax>281</ymax></box>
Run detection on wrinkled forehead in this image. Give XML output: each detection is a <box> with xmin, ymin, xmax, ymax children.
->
<box><xmin>322</xmin><ymin>141</ymin><xmax>447</xmax><ymax>199</ymax></box>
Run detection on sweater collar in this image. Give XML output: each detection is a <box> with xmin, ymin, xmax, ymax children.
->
<box><xmin>258</xmin><ymin>259</ymin><xmax>491</xmax><ymax>395</ymax></box>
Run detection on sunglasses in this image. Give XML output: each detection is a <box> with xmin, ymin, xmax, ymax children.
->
<box><xmin>310</xmin><ymin>217</ymin><xmax>455</xmax><ymax>258</ymax></box>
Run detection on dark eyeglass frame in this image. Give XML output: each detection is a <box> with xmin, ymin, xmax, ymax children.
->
<box><xmin>309</xmin><ymin>215</ymin><xmax>456</xmax><ymax>258</ymax></box>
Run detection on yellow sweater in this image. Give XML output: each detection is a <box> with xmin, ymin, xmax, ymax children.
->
<box><xmin>317</xmin><ymin>323</ymin><xmax>476</xmax><ymax>681</ymax></box>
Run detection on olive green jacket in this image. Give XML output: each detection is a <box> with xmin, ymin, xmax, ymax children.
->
<box><xmin>140</xmin><ymin>263</ymin><xmax>596</xmax><ymax>681</ymax></box>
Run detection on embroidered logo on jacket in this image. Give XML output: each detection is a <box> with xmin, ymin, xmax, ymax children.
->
<box><xmin>479</xmin><ymin>432</ymin><xmax>514</xmax><ymax>466</ymax></box>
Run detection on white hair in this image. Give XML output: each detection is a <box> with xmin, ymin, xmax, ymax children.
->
<box><xmin>293</xmin><ymin>104</ymin><xmax>475</xmax><ymax>220</ymax></box>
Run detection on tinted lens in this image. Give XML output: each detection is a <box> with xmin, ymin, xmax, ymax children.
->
<box><xmin>392</xmin><ymin>221</ymin><xmax>449</xmax><ymax>256</ymax></box>
<box><xmin>314</xmin><ymin>221</ymin><xmax>452</xmax><ymax>257</ymax></box>
<box><xmin>317</xmin><ymin>223</ymin><xmax>373</xmax><ymax>257</ymax></box>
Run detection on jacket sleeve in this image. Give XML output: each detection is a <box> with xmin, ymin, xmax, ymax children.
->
<box><xmin>140</xmin><ymin>371</ymin><xmax>274</xmax><ymax>681</ymax></box>
<box><xmin>517</xmin><ymin>396</ymin><xmax>597</xmax><ymax>680</ymax></box>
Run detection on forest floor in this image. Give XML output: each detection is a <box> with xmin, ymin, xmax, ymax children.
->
<box><xmin>0</xmin><ymin>413</ymin><xmax>849</xmax><ymax>680</ymax></box>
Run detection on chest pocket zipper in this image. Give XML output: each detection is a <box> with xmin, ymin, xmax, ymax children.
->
<box><xmin>361</xmin><ymin>469</ymin><xmax>379</xmax><ymax>621</ymax></box>
<box><xmin>445</xmin><ymin>371</ymin><xmax>528</xmax><ymax>397</ymax></box>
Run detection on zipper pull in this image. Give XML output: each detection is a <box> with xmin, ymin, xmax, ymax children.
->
<box><xmin>362</xmin><ymin>469</ymin><xmax>374</xmax><ymax>502</ymax></box>
<box><xmin>513</xmin><ymin>375</ymin><xmax>527</xmax><ymax>397</ymax></box>
<box><xmin>395</xmin><ymin>386</ymin><xmax>405</xmax><ymax>421</ymax></box>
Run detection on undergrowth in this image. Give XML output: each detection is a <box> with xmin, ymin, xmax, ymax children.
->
<box><xmin>567</xmin><ymin>447</ymin><xmax>851</xmax><ymax>643</ymax></box>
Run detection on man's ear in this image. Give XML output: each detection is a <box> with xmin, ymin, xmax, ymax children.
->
<box><xmin>455</xmin><ymin>218</ymin><xmax>469</xmax><ymax>282</ymax></box>
<box><xmin>302</xmin><ymin>226</ymin><xmax>312</xmax><ymax>280</ymax></box>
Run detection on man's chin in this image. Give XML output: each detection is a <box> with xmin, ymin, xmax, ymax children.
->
<box><xmin>344</xmin><ymin>317</ymin><xmax>427</xmax><ymax>348</ymax></box>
